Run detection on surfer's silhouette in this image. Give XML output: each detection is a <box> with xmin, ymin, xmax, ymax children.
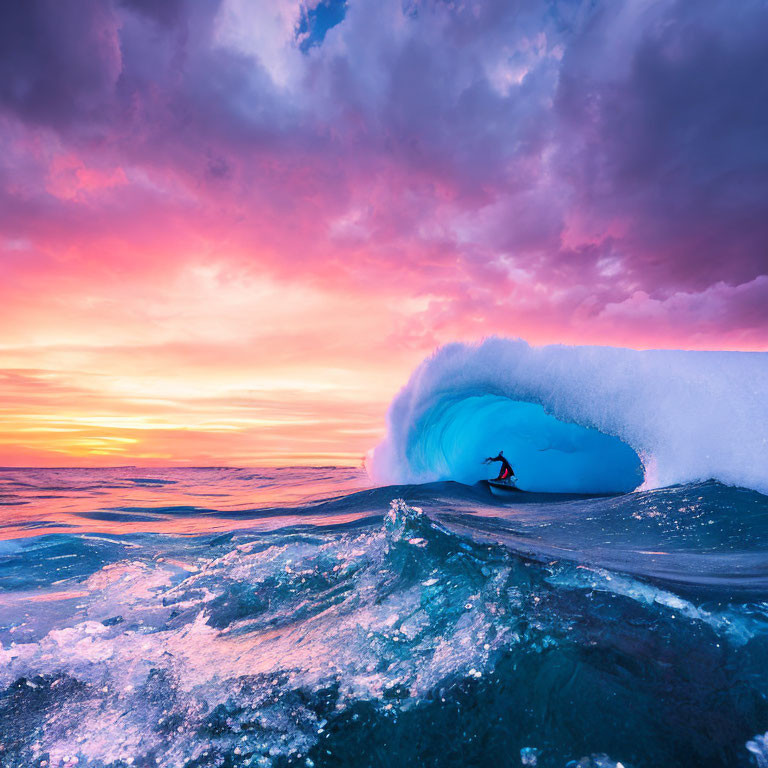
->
<box><xmin>484</xmin><ymin>451</ymin><xmax>515</xmax><ymax>481</ymax></box>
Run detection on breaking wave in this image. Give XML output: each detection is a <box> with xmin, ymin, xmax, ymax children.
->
<box><xmin>370</xmin><ymin>338</ymin><xmax>768</xmax><ymax>494</ymax></box>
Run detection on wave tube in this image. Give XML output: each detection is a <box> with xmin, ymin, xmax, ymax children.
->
<box><xmin>369</xmin><ymin>339</ymin><xmax>768</xmax><ymax>494</ymax></box>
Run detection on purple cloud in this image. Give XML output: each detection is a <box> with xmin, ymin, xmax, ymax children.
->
<box><xmin>0</xmin><ymin>0</ymin><xmax>765</xmax><ymax>347</ymax></box>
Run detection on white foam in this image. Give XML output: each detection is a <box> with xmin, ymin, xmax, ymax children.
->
<box><xmin>370</xmin><ymin>338</ymin><xmax>768</xmax><ymax>493</ymax></box>
<box><xmin>747</xmin><ymin>732</ymin><xmax>768</xmax><ymax>768</ymax></box>
<box><xmin>0</xmin><ymin>513</ymin><xmax>520</xmax><ymax>766</ymax></box>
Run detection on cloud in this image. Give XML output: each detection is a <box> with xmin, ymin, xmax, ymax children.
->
<box><xmin>0</xmin><ymin>0</ymin><xmax>122</xmax><ymax>127</ymax></box>
<box><xmin>0</xmin><ymin>0</ymin><xmax>766</xmax><ymax>463</ymax></box>
<box><xmin>597</xmin><ymin>276</ymin><xmax>768</xmax><ymax>348</ymax></box>
<box><xmin>0</xmin><ymin>0</ymin><xmax>763</xmax><ymax>312</ymax></box>
<box><xmin>554</xmin><ymin>0</ymin><xmax>768</xmax><ymax>292</ymax></box>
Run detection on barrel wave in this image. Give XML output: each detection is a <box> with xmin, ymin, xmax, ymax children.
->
<box><xmin>370</xmin><ymin>339</ymin><xmax>768</xmax><ymax>494</ymax></box>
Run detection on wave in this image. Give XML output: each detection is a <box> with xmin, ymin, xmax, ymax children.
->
<box><xmin>369</xmin><ymin>338</ymin><xmax>768</xmax><ymax>494</ymax></box>
<box><xmin>2</xmin><ymin>495</ymin><xmax>767</xmax><ymax>767</ymax></box>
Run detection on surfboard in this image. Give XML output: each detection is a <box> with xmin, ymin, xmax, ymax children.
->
<box><xmin>486</xmin><ymin>478</ymin><xmax>523</xmax><ymax>496</ymax></box>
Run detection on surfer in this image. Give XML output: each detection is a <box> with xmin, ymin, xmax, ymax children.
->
<box><xmin>484</xmin><ymin>451</ymin><xmax>515</xmax><ymax>482</ymax></box>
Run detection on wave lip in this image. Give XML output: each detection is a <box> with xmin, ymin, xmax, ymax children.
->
<box><xmin>369</xmin><ymin>338</ymin><xmax>768</xmax><ymax>494</ymax></box>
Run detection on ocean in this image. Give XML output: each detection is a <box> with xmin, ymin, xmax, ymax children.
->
<box><xmin>0</xmin><ymin>467</ymin><xmax>766</xmax><ymax>768</ymax></box>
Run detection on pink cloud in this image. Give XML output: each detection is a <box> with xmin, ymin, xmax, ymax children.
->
<box><xmin>46</xmin><ymin>154</ymin><xmax>128</xmax><ymax>200</ymax></box>
<box><xmin>0</xmin><ymin>0</ymin><xmax>766</xmax><ymax>464</ymax></box>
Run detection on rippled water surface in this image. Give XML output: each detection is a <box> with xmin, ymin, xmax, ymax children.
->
<box><xmin>0</xmin><ymin>468</ymin><xmax>767</xmax><ymax>768</ymax></box>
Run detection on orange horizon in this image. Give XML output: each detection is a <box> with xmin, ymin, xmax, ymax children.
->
<box><xmin>2</xmin><ymin>328</ymin><xmax>765</xmax><ymax>469</ymax></box>
<box><xmin>1</xmin><ymin>0</ymin><xmax>767</xmax><ymax>468</ymax></box>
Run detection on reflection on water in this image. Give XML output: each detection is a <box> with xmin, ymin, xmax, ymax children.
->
<box><xmin>0</xmin><ymin>469</ymin><xmax>767</xmax><ymax>768</ymax></box>
<box><xmin>0</xmin><ymin>467</ymin><xmax>370</xmax><ymax>539</ymax></box>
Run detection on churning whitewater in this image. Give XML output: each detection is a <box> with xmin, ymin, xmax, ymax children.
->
<box><xmin>0</xmin><ymin>341</ymin><xmax>767</xmax><ymax>768</ymax></box>
<box><xmin>0</xmin><ymin>467</ymin><xmax>767</xmax><ymax>768</ymax></box>
<box><xmin>370</xmin><ymin>338</ymin><xmax>768</xmax><ymax>494</ymax></box>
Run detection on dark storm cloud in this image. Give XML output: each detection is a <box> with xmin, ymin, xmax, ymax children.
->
<box><xmin>0</xmin><ymin>0</ymin><xmax>122</xmax><ymax>127</ymax></box>
<box><xmin>0</xmin><ymin>0</ymin><xmax>766</xmax><ymax>343</ymax></box>
<box><xmin>556</xmin><ymin>0</ymin><xmax>768</xmax><ymax>292</ymax></box>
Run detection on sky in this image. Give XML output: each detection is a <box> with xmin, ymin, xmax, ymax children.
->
<box><xmin>0</xmin><ymin>0</ymin><xmax>767</xmax><ymax>467</ymax></box>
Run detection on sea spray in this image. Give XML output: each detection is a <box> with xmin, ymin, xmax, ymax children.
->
<box><xmin>1</xmin><ymin>469</ymin><xmax>767</xmax><ymax>766</ymax></box>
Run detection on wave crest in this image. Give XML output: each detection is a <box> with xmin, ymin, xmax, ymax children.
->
<box><xmin>369</xmin><ymin>338</ymin><xmax>768</xmax><ymax>494</ymax></box>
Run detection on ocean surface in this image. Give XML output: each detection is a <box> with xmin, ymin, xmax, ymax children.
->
<box><xmin>1</xmin><ymin>467</ymin><xmax>767</xmax><ymax>768</ymax></box>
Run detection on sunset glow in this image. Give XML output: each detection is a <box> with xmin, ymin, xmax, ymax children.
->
<box><xmin>1</xmin><ymin>0</ymin><xmax>766</xmax><ymax>466</ymax></box>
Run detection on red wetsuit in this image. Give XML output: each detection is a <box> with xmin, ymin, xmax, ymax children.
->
<box><xmin>488</xmin><ymin>453</ymin><xmax>514</xmax><ymax>481</ymax></box>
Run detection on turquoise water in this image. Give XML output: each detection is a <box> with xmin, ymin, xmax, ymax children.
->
<box><xmin>0</xmin><ymin>467</ymin><xmax>767</xmax><ymax>767</ymax></box>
